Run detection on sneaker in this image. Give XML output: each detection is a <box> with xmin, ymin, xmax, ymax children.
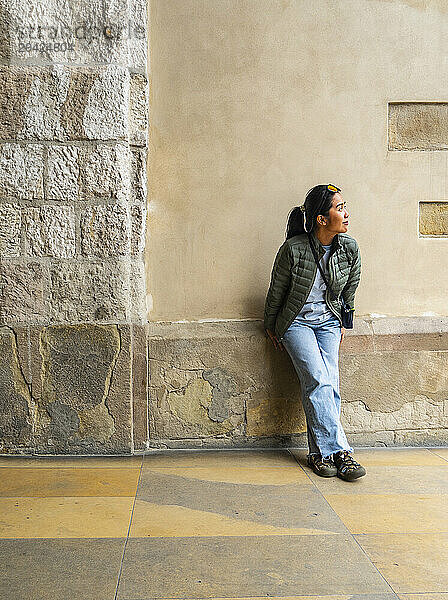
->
<box><xmin>333</xmin><ymin>450</ymin><xmax>366</xmax><ymax>481</ymax></box>
<box><xmin>307</xmin><ymin>453</ymin><xmax>337</xmax><ymax>477</ymax></box>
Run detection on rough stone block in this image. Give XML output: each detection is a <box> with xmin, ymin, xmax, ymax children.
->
<box><xmin>80</xmin><ymin>205</ymin><xmax>130</xmax><ymax>256</ymax></box>
<box><xmin>13</xmin><ymin>66</ymin><xmax>71</xmax><ymax>141</ymax></box>
<box><xmin>80</xmin><ymin>143</ymin><xmax>132</xmax><ymax>201</ymax></box>
<box><xmin>81</xmin><ymin>65</ymin><xmax>129</xmax><ymax>140</ymax></box>
<box><xmin>0</xmin><ymin>261</ymin><xmax>47</xmax><ymax>323</ymax></box>
<box><xmin>37</xmin><ymin>324</ymin><xmax>131</xmax><ymax>452</ymax></box>
<box><xmin>0</xmin><ymin>204</ymin><xmax>21</xmax><ymax>257</ymax></box>
<box><xmin>130</xmin><ymin>204</ymin><xmax>146</xmax><ymax>255</ymax></box>
<box><xmin>0</xmin><ymin>65</ymin><xmax>130</xmax><ymax>141</ymax></box>
<box><xmin>0</xmin><ymin>67</ymin><xmax>34</xmax><ymax>140</ymax></box>
<box><xmin>129</xmin><ymin>0</ymin><xmax>148</xmax><ymax>69</ymax></box>
<box><xmin>24</xmin><ymin>205</ymin><xmax>75</xmax><ymax>258</ymax></box>
<box><xmin>388</xmin><ymin>102</ymin><xmax>448</xmax><ymax>150</ymax></box>
<box><xmin>47</xmin><ymin>145</ymin><xmax>79</xmax><ymax>199</ymax></box>
<box><xmin>130</xmin><ymin>147</ymin><xmax>147</xmax><ymax>204</ymax></box>
<box><xmin>129</xmin><ymin>73</ymin><xmax>148</xmax><ymax>146</ymax></box>
<box><xmin>0</xmin><ymin>143</ymin><xmax>44</xmax><ymax>198</ymax></box>
<box><xmin>419</xmin><ymin>201</ymin><xmax>448</xmax><ymax>236</ymax></box>
<box><xmin>48</xmin><ymin>260</ymin><xmax>129</xmax><ymax>322</ymax></box>
<box><xmin>0</xmin><ymin>326</ymin><xmax>33</xmax><ymax>450</ymax></box>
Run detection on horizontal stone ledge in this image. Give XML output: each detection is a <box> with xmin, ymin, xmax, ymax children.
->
<box><xmin>148</xmin><ymin>317</ymin><xmax>448</xmax><ymax>352</ymax></box>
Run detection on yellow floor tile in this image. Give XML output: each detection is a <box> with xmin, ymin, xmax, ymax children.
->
<box><xmin>144</xmin><ymin>466</ymin><xmax>311</xmax><ymax>485</ymax></box>
<box><xmin>0</xmin><ymin>456</ymin><xmax>142</xmax><ymax>468</ymax></box>
<box><xmin>356</xmin><ymin>532</ymin><xmax>448</xmax><ymax>593</ymax></box>
<box><xmin>0</xmin><ymin>468</ymin><xmax>140</xmax><ymax>497</ymax></box>
<box><xmin>325</xmin><ymin>494</ymin><xmax>448</xmax><ymax>534</ymax></box>
<box><xmin>0</xmin><ymin>497</ymin><xmax>134</xmax><ymax>538</ymax></box>
<box><xmin>351</xmin><ymin>448</ymin><xmax>448</xmax><ymax>466</ymax></box>
<box><xmin>129</xmin><ymin>500</ymin><xmax>339</xmax><ymax>538</ymax></box>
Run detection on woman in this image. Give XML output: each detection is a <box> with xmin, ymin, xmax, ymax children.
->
<box><xmin>264</xmin><ymin>184</ymin><xmax>366</xmax><ymax>481</ymax></box>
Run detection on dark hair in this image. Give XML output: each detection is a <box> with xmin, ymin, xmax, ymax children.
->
<box><xmin>285</xmin><ymin>184</ymin><xmax>341</xmax><ymax>240</ymax></box>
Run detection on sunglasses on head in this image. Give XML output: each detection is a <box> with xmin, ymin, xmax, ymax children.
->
<box><xmin>327</xmin><ymin>184</ymin><xmax>341</xmax><ymax>193</ymax></box>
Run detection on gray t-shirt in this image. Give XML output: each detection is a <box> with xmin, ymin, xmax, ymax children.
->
<box><xmin>292</xmin><ymin>243</ymin><xmax>335</xmax><ymax>324</ymax></box>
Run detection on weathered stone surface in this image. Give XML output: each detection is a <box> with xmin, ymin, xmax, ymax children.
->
<box><xmin>47</xmin><ymin>145</ymin><xmax>79</xmax><ymax>199</ymax></box>
<box><xmin>148</xmin><ymin>320</ymin><xmax>448</xmax><ymax>449</ymax></box>
<box><xmin>0</xmin><ymin>143</ymin><xmax>43</xmax><ymax>198</ymax></box>
<box><xmin>131</xmin><ymin>204</ymin><xmax>146</xmax><ymax>254</ymax></box>
<box><xmin>0</xmin><ymin>1</ymin><xmax>145</xmax><ymax>68</ymax></box>
<box><xmin>129</xmin><ymin>73</ymin><xmax>148</xmax><ymax>145</ymax></box>
<box><xmin>149</xmin><ymin>321</ymin><xmax>298</xmax><ymax>441</ymax></box>
<box><xmin>389</xmin><ymin>102</ymin><xmax>448</xmax><ymax>150</ymax></box>
<box><xmin>48</xmin><ymin>260</ymin><xmax>129</xmax><ymax>322</ymax></box>
<box><xmin>80</xmin><ymin>143</ymin><xmax>132</xmax><ymax>201</ymax></box>
<box><xmin>342</xmin><ymin>396</ymin><xmax>448</xmax><ymax>434</ymax></box>
<box><xmin>0</xmin><ymin>204</ymin><xmax>21</xmax><ymax>256</ymax></box>
<box><xmin>0</xmin><ymin>261</ymin><xmax>47</xmax><ymax>323</ymax></box>
<box><xmin>394</xmin><ymin>428</ymin><xmax>448</xmax><ymax>446</ymax></box>
<box><xmin>247</xmin><ymin>395</ymin><xmax>305</xmax><ymax>437</ymax></box>
<box><xmin>131</xmin><ymin>324</ymin><xmax>148</xmax><ymax>450</ymax></box>
<box><xmin>152</xmin><ymin>378</ymin><xmax>240</xmax><ymax>439</ymax></box>
<box><xmin>419</xmin><ymin>201</ymin><xmax>448</xmax><ymax>236</ymax></box>
<box><xmin>38</xmin><ymin>325</ymin><xmax>120</xmax><ymax>450</ymax></box>
<box><xmin>0</xmin><ymin>327</ymin><xmax>33</xmax><ymax>450</ymax></box>
<box><xmin>24</xmin><ymin>206</ymin><xmax>75</xmax><ymax>257</ymax></box>
<box><xmin>340</xmin><ymin>350</ymin><xmax>448</xmax><ymax>414</ymax></box>
<box><xmin>80</xmin><ymin>205</ymin><xmax>130</xmax><ymax>256</ymax></box>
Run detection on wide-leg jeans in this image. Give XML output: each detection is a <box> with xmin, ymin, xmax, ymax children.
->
<box><xmin>280</xmin><ymin>315</ymin><xmax>353</xmax><ymax>459</ymax></box>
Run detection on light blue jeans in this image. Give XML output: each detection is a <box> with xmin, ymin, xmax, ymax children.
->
<box><xmin>280</xmin><ymin>315</ymin><xmax>353</xmax><ymax>459</ymax></box>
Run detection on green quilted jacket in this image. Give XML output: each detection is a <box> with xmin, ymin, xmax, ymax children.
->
<box><xmin>263</xmin><ymin>231</ymin><xmax>361</xmax><ymax>339</ymax></box>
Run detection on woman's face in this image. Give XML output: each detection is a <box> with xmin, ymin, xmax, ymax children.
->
<box><xmin>318</xmin><ymin>192</ymin><xmax>350</xmax><ymax>233</ymax></box>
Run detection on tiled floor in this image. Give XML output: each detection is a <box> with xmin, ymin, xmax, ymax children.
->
<box><xmin>0</xmin><ymin>448</ymin><xmax>447</xmax><ymax>600</ymax></box>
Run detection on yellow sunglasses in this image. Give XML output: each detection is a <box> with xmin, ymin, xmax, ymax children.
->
<box><xmin>327</xmin><ymin>184</ymin><xmax>341</xmax><ymax>193</ymax></box>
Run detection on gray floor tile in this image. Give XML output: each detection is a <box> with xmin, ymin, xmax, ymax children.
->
<box><xmin>137</xmin><ymin>468</ymin><xmax>348</xmax><ymax>533</ymax></box>
<box><xmin>0</xmin><ymin>538</ymin><xmax>124</xmax><ymax>600</ymax></box>
<box><xmin>118</xmin><ymin>535</ymin><xmax>392</xmax><ymax>599</ymax></box>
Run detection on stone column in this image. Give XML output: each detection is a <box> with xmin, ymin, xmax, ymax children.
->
<box><xmin>0</xmin><ymin>0</ymin><xmax>149</xmax><ymax>454</ymax></box>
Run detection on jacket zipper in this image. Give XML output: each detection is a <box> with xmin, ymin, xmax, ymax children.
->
<box><xmin>278</xmin><ymin>245</ymin><xmax>342</xmax><ymax>339</ymax></box>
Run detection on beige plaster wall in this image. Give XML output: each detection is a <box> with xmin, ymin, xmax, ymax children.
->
<box><xmin>147</xmin><ymin>0</ymin><xmax>448</xmax><ymax>322</ymax></box>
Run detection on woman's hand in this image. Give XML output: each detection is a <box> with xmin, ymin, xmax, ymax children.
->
<box><xmin>340</xmin><ymin>327</ymin><xmax>346</xmax><ymax>343</ymax></box>
<box><xmin>265</xmin><ymin>328</ymin><xmax>284</xmax><ymax>351</ymax></box>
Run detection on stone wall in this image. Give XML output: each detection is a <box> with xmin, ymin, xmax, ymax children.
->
<box><xmin>1</xmin><ymin>1</ymin><xmax>448</xmax><ymax>455</ymax></box>
<box><xmin>0</xmin><ymin>0</ymin><xmax>148</xmax><ymax>454</ymax></box>
<box><xmin>147</xmin><ymin>318</ymin><xmax>448</xmax><ymax>449</ymax></box>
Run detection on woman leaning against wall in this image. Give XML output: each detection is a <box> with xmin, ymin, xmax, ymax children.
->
<box><xmin>264</xmin><ymin>184</ymin><xmax>366</xmax><ymax>481</ymax></box>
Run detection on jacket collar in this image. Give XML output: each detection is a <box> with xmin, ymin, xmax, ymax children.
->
<box><xmin>309</xmin><ymin>230</ymin><xmax>341</xmax><ymax>253</ymax></box>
